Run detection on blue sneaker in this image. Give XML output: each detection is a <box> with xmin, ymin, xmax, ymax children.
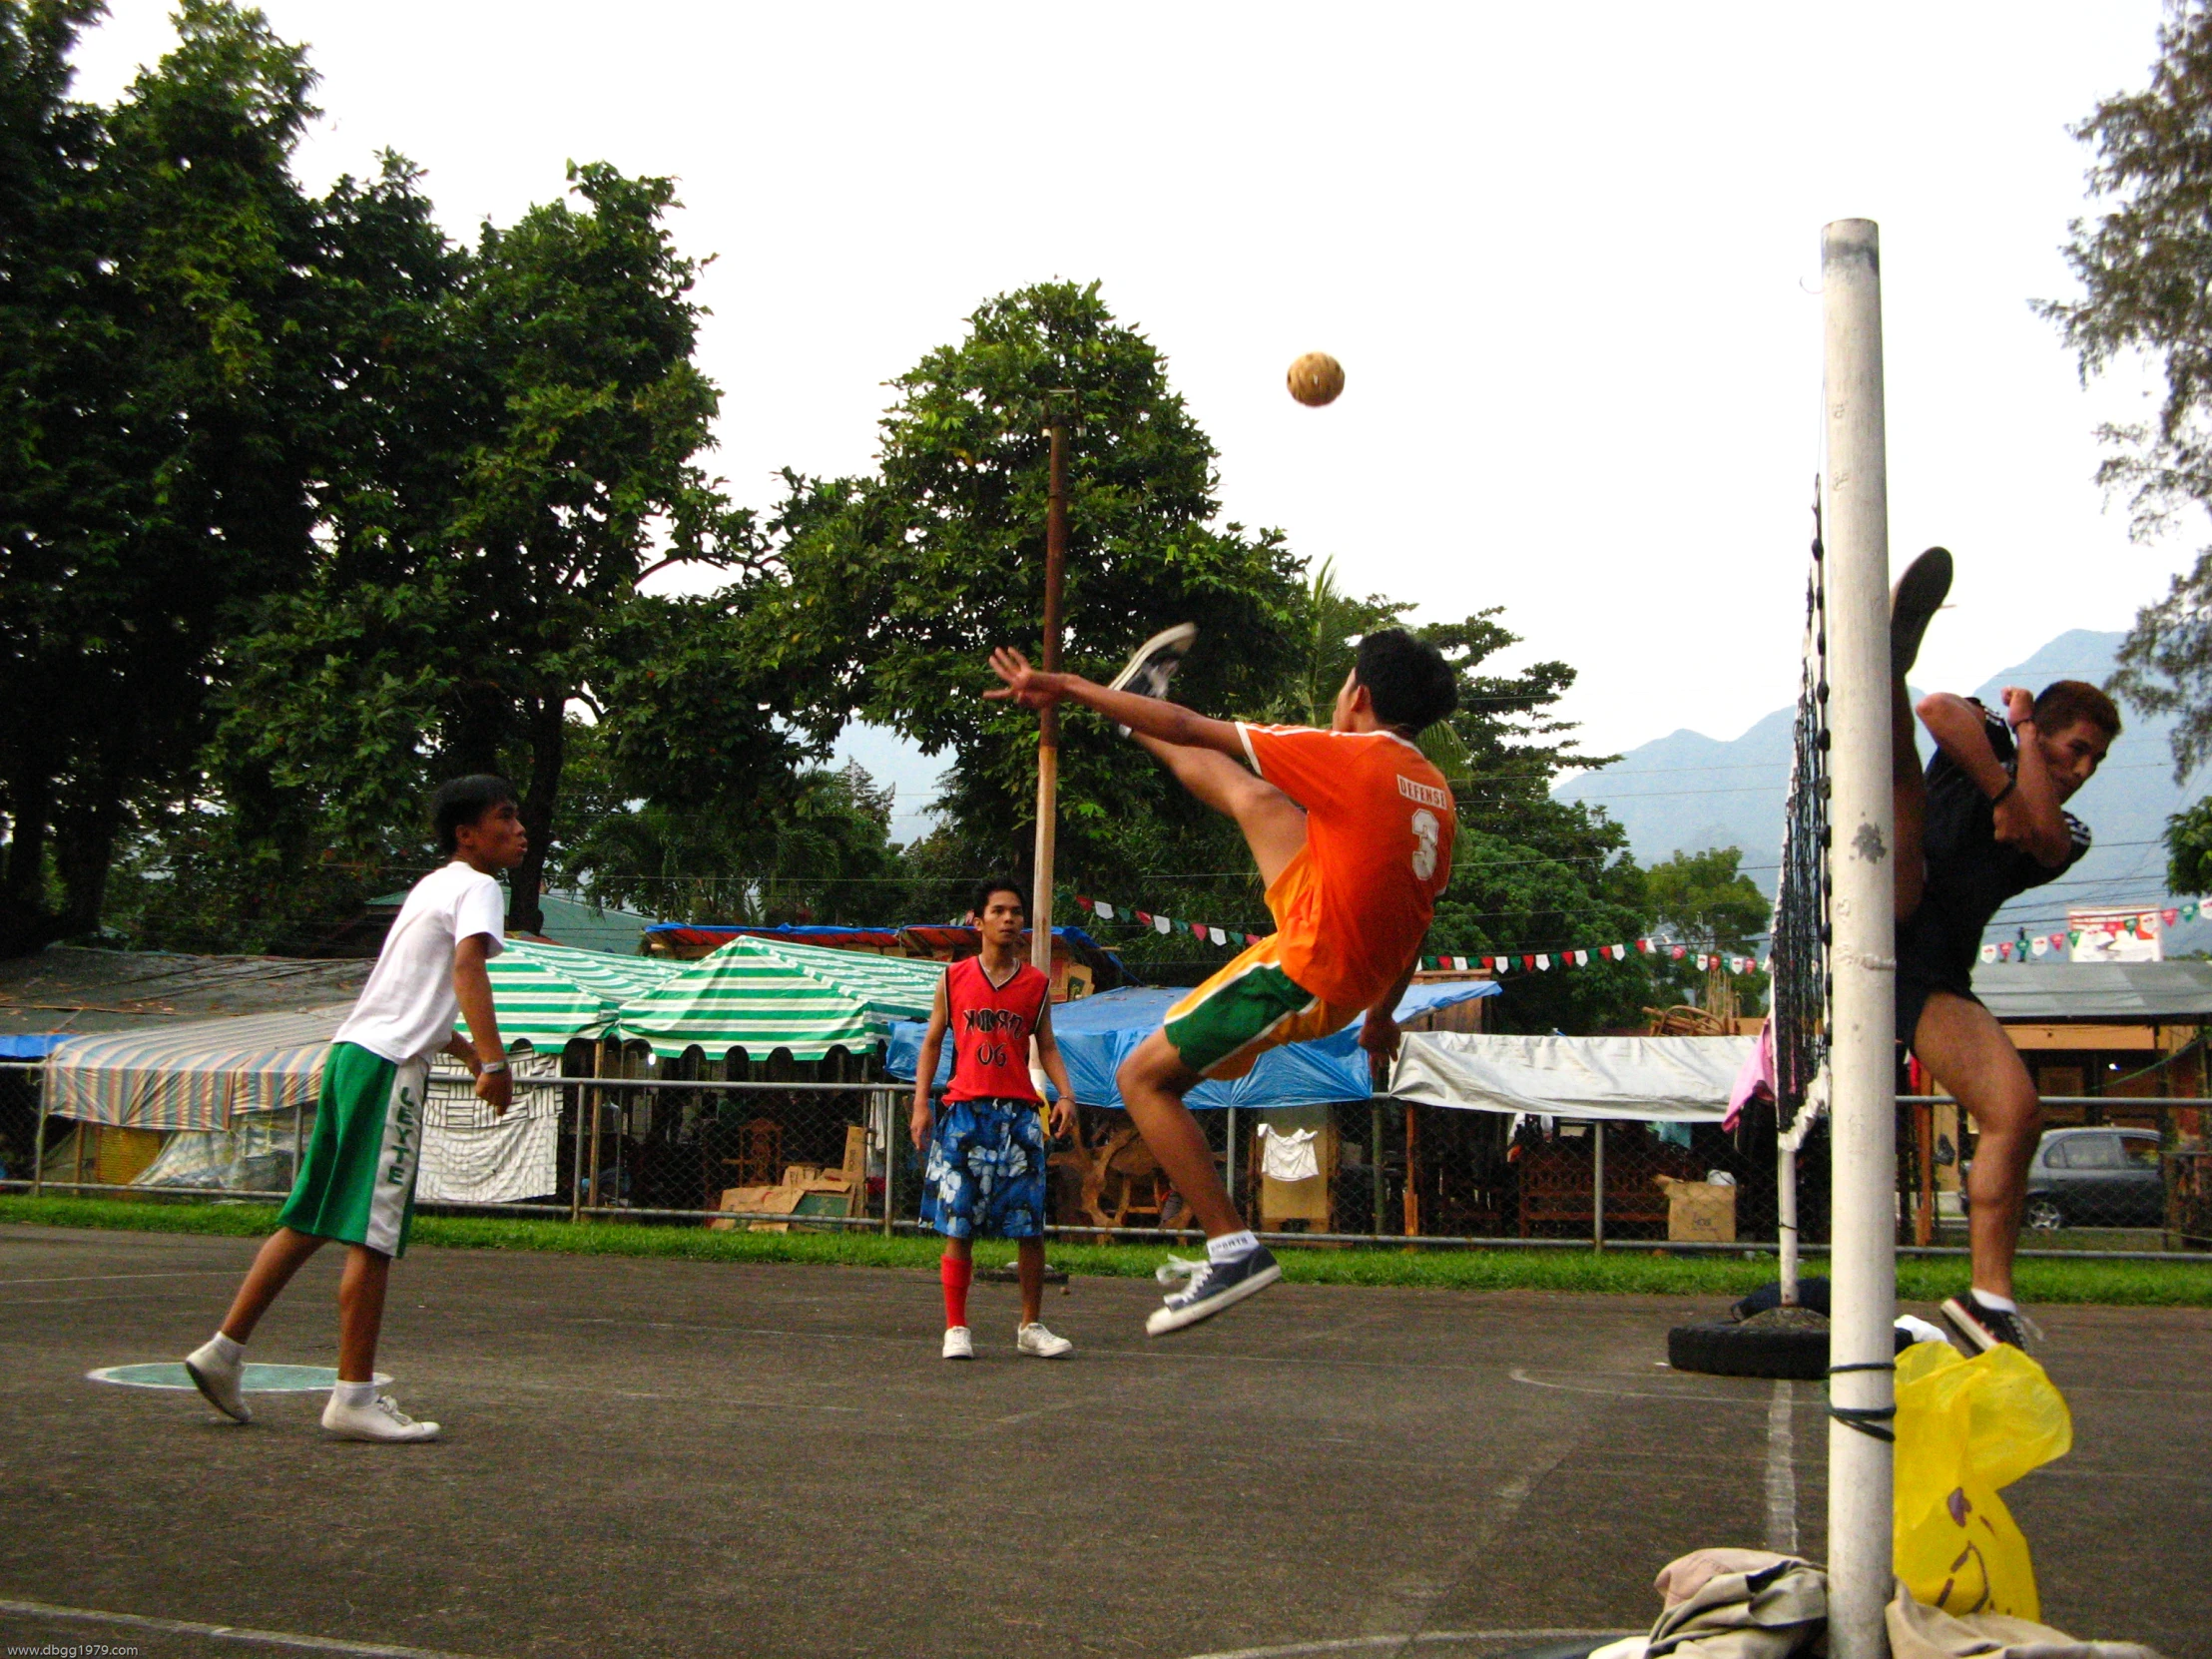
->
<box><xmin>1145</xmin><ymin>1246</ymin><xmax>1281</xmax><ymax>1336</ymax></box>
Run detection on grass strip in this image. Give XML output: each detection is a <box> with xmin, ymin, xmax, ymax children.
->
<box><xmin>4</xmin><ymin>1194</ymin><xmax>2209</xmax><ymax>1306</ymax></box>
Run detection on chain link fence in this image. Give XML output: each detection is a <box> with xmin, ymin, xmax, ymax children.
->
<box><xmin>8</xmin><ymin>1059</ymin><xmax>2210</xmax><ymax>1260</ymax></box>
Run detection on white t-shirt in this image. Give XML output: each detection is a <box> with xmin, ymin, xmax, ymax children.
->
<box><xmin>334</xmin><ymin>862</ymin><xmax>509</xmax><ymax>1064</ymax></box>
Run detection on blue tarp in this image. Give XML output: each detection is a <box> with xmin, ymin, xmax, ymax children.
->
<box><xmin>0</xmin><ymin>1034</ymin><xmax>69</xmax><ymax>1060</ymax></box>
<box><xmin>884</xmin><ymin>979</ymin><xmax>1499</xmax><ymax>1110</ymax></box>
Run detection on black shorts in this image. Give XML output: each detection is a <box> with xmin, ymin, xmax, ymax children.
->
<box><xmin>1896</xmin><ymin>965</ymin><xmax>1976</xmax><ymax>1058</ymax></box>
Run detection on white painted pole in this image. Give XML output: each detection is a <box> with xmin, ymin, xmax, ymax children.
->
<box><xmin>1777</xmin><ymin>1140</ymin><xmax>1800</xmax><ymax>1308</ymax></box>
<box><xmin>1821</xmin><ymin>218</ymin><xmax>1899</xmax><ymax>1659</ymax></box>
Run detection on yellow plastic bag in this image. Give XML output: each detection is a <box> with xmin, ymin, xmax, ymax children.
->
<box><xmin>1892</xmin><ymin>1341</ymin><xmax>2072</xmax><ymax>1621</ymax></box>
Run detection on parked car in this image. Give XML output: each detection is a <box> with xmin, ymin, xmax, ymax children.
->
<box><xmin>1964</xmin><ymin>1127</ymin><xmax>2165</xmax><ymax>1230</ymax></box>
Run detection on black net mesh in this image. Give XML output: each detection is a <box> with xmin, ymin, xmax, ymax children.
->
<box><xmin>1771</xmin><ymin>492</ymin><xmax>1831</xmax><ymax>1131</ymax></box>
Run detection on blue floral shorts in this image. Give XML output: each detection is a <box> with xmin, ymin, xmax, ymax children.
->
<box><xmin>920</xmin><ymin>1096</ymin><xmax>1048</xmax><ymax>1240</ymax></box>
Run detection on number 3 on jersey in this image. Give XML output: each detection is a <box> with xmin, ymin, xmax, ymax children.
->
<box><xmin>1410</xmin><ymin>808</ymin><xmax>1440</xmax><ymax>881</ymax></box>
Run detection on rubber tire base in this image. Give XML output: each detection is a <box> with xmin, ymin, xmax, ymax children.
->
<box><xmin>1667</xmin><ymin>1319</ymin><xmax>1832</xmax><ymax>1382</ymax></box>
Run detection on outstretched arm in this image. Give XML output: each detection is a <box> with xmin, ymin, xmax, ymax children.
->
<box><xmin>987</xmin><ymin>648</ymin><xmax>1247</xmax><ymax>759</ymax></box>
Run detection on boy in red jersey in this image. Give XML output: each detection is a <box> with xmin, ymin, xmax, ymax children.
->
<box><xmin>988</xmin><ymin>627</ymin><xmax>1459</xmax><ymax>1334</ymax></box>
<box><xmin>909</xmin><ymin>876</ymin><xmax>1080</xmax><ymax>1360</ymax></box>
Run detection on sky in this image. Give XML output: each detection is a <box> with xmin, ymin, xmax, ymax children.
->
<box><xmin>69</xmin><ymin>2</ymin><xmax>2189</xmax><ymax>837</ymax></box>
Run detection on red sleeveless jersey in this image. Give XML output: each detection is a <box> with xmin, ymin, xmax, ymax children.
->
<box><xmin>942</xmin><ymin>955</ymin><xmax>1050</xmax><ymax>1103</ymax></box>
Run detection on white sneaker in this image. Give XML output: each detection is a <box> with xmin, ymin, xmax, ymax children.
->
<box><xmin>183</xmin><ymin>1340</ymin><xmax>251</xmax><ymax>1423</ymax></box>
<box><xmin>941</xmin><ymin>1326</ymin><xmax>974</xmax><ymax>1361</ymax></box>
<box><xmin>321</xmin><ymin>1392</ymin><xmax>440</xmax><ymax>1443</ymax></box>
<box><xmin>1016</xmin><ymin>1322</ymin><xmax>1074</xmax><ymax>1359</ymax></box>
<box><xmin>1105</xmin><ymin>623</ymin><xmax>1198</xmax><ymax>735</ymax></box>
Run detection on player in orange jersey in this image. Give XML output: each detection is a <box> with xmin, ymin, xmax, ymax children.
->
<box><xmin>987</xmin><ymin>626</ymin><xmax>1458</xmax><ymax>1333</ymax></box>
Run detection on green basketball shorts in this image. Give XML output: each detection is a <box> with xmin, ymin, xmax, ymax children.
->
<box><xmin>276</xmin><ymin>1041</ymin><xmax>429</xmax><ymax>1258</ymax></box>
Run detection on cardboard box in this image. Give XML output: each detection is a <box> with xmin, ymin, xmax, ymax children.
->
<box><xmin>1655</xmin><ymin>1176</ymin><xmax>1737</xmax><ymax>1244</ymax></box>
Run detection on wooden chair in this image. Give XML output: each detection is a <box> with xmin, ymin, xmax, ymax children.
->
<box><xmin>724</xmin><ymin>1117</ymin><xmax>783</xmax><ymax>1189</ymax></box>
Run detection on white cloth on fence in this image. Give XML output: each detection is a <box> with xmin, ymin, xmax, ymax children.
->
<box><xmin>417</xmin><ymin>1055</ymin><xmax>561</xmax><ymax>1204</ymax></box>
<box><xmin>1258</xmin><ymin>1125</ymin><xmax>1322</xmax><ymax>1183</ymax></box>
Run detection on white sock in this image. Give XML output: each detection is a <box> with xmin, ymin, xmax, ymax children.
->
<box><xmin>1969</xmin><ymin>1289</ymin><xmax>2017</xmax><ymax>1314</ymax></box>
<box><xmin>209</xmin><ymin>1333</ymin><xmax>245</xmax><ymax>1363</ymax></box>
<box><xmin>332</xmin><ymin>1380</ymin><xmax>377</xmax><ymax>1408</ymax></box>
<box><xmin>1207</xmin><ymin>1230</ymin><xmax>1259</xmax><ymax>1264</ymax></box>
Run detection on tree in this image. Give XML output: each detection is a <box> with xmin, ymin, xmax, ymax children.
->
<box><xmin>2043</xmin><ymin>1</ymin><xmax>2212</xmax><ymax>777</ymax></box>
<box><xmin>756</xmin><ymin>280</ymin><xmax>1307</xmax><ymax>895</ymax></box>
<box><xmin>207</xmin><ymin>162</ymin><xmax>771</xmax><ymax>935</ymax></box>
<box><xmin>0</xmin><ymin>0</ymin><xmax>342</xmax><ymax>953</ymax></box>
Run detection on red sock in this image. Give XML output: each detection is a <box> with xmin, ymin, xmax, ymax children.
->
<box><xmin>940</xmin><ymin>1255</ymin><xmax>972</xmax><ymax>1329</ymax></box>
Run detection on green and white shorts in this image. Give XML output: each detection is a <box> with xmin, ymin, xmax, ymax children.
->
<box><xmin>276</xmin><ymin>1041</ymin><xmax>429</xmax><ymax>1258</ymax></box>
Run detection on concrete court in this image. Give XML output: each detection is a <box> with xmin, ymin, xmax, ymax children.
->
<box><xmin>1</xmin><ymin>1224</ymin><xmax>2204</xmax><ymax>1659</ymax></box>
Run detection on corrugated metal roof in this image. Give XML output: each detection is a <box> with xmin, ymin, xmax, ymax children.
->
<box><xmin>0</xmin><ymin>948</ymin><xmax>372</xmax><ymax>1037</ymax></box>
<box><xmin>1972</xmin><ymin>959</ymin><xmax>2212</xmax><ymax>1022</ymax></box>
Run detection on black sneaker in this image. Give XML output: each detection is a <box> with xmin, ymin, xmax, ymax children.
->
<box><xmin>1891</xmin><ymin>547</ymin><xmax>1952</xmax><ymax>681</ymax></box>
<box><xmin>1106</xmin><ymin>623</ymin><xmax>1197</xmax><ymax>736</ymax></box>
<box><xmin>1939</xmin><ymin>1292</ymin><xmax>2037</xmax><ymax>1354</ymax></box>
<box><xmin>1145</xmin><ymin>1245</ymin><xmax>1281</xmax><ymax>1336</ymax></box>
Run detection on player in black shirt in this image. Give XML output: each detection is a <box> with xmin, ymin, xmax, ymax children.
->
<box><xmin>1890</xmin><ymin>549</ymin><xmax>2121</xmax><ymax>1352</ymax></box>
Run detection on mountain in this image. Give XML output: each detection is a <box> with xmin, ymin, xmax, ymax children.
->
<box><xmin>1554</xmin><ymin>630</ymin><xmax>2210</xmax><ymax>948</ymax></box>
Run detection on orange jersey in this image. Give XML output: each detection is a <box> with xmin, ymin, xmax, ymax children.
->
<box><xmin>1235</xmin><ymin>723</ymin><xmax>1457</xmax><ymax>1008</ymax></box>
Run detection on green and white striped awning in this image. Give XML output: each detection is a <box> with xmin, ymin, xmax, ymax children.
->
<box><xmin>738</xmin><ymin>938</ymin><xmax>943</xmax><ymax>1022</ymax></box>
<box><xmin>486</xmin><ymin>938</ymin><xmax>679</xmax><ymax>1052</ymax></box>
<box><xmin>43</xmin><ymin>1008</ymin><xmax>348</xmax><ymax>1131</ymax></box>
<box><xmin>613</xmin><ymin>937</ymin><xmax>883</xmax><ymax>1061</ymax></box>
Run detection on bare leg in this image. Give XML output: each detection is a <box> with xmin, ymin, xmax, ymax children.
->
<box><xmin>335</xmin><ymin>1245</ymin><xmax>392</xmax><ymax>1382</ymax></box>
<box><xmin>1116</xmin><ymin>1032</ymin><xmax>1241</xmax><ymax>1239</ymax></box>
<box><xmin>1017</xmin><ymin>1236</ymin><xmax>1044</xmax><ymax>1326</ymax></box>
<box><xmin>1913</xmin><ymin>992</ymin><xmax>2040</xmax><ymax>1300</ymax></box>
<box><xmin>219</xmin><ymin>1226</ymin><xmax>326</xmax><ymax>1344</ymax></box>
<box><xmin>1894</xmin><ymin>676</ymin><xmax>1927</xmax><ymax>920</ymax></box>
<box><xmin>943</xmin><ymin>1235</ymin><xmax>973</xmax><ymax>1265</ymax></box>
<box><xmin>1131</xmin><ymin>732</ymin><xmax>1308</xmax><ymax>888</ymax></box>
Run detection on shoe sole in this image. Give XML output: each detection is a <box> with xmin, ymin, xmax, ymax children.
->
<box><xmin>183</xmin><ymin>1358</ymin><xmax>251</xmax><ymax>1424</ymax></box>
<box><xmin>320</xmin><ymin>1421</ymin><xmax>440</xmax><ymax>1442</ymax></box>
<box><xmin>1145</xmin><ymin>1262</ymin><xmax>1282</xmax><ymax>1337</ymax></box>
<box><xmin>1107</xmin><ymin>623</ymin><xmax>1198</xmax><ymax>736</ymax></box>
<box><xmin>1937</xmin><ymin>1296</ymin><xmax>1999</xmax><ymax>1355</ymax></box>
<box><xmin>1107</xmin><ymin>623</ymin><xmax>1198</xmax><ymax>695</ymax></box>
<box><xmin>1890</xmin><ymin>547</ymin><xmax>1952</xmax><ymax>680</ymax></box>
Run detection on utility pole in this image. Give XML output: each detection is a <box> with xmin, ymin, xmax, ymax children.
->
<box><xmin>1030</xmin><ymin>394</ymin><xmax>1072</xmax><ymax>978</ymax></box>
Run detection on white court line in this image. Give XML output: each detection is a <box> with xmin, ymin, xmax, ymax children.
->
<box><xmin>1509</xmin><ymin>1367</ymin><xmax>1807</xmax><ymax>1406</ymax></box>
<box><xmin>1764</xmin><ymin>1380</ymin><xmax>1799</xmax><ymax>1555</ymax></box>
<box><xmin>0</xmin><ymin>1269</ymin><xmax>234</xmax><ymax>1286</ymax></box>
<box><xmin>0</xmin><ymin>1595</ymin><xmax>500</xmax><ymax>1658</ymax></box>
<box><xmin>1180</xmin><ymin>1629</ymin><xmax>1635</xmax><ymax>1659</ymax></box>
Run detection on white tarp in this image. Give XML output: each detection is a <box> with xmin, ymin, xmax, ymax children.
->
<box><xmin>1388</xmin><ymin>1032</ymin><xmax>1755</xmax><ymax>1122</ymax></box>
<box><xmin>416</xmin><ymin>1051</ymin><xmax>562</xmax><ymax>1204</ymax></box>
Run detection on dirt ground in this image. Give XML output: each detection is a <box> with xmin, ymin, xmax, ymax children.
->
<box><xmin>2</xmin><ymin>1224</ymin><xmax>2204</xmax><ymax>1659</ymax></box>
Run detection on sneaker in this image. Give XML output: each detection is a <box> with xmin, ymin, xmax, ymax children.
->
<box><xmin>1145</xmin><ymin>1245</ymin><xmax>1282</xmax><ymax>1337</ymax></box>
<box><xmin>941</xmin><ymin>1326</ymin><xmax>974</xmax><ymax>1361</ymax></box>
<box><xmin>1939</xmin><ymin>1292</ymin><xmax>2038</xmax><ymax>1354</ymax></box>
<box><xmin>183</xmin><ymin>1340</ymin><xmax>251</xmax><ymax>1424</ymax></box>
<box><xmin>1016</xmin><ymin>1322</ymin><xmax>1074</xmax><ymax>1359</ymax></box>
<box><xmin>320</xmin><ymin>1392</ymin><xmax>440</xmax><ymax>1443</ymax></box>
<box><xmin>1106</xmin><ymin>623</ymin><xmax>1198</xmax><ymax>736</ymax></box>
<box><xmin>1890</xmin><ymin>546</ymin><xmax>1952</xmax><ymax>681</ymax></box>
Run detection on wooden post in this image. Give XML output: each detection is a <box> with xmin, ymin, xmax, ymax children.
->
<box><xmin>1402</xmin><ymin>1104</ymin><xmax>1420</xmax><ymax>1237</ymax></box>
<box><xmin>1030</xmin><ymin>396</ymin><xmax>1071</xmax><ymax>977</ymax></box>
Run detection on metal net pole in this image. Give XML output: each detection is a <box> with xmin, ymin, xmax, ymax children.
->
<box><xmin>1821</xmin><ymin>216</ymin><xmax>1900</xmax><ymax>1659</ymax></box>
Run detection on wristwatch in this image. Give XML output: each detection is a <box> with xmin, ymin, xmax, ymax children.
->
<box><xmin>480</xmin><ymin>1058</ymin><xmax>510</xmax><ymax>1074</ymax></box>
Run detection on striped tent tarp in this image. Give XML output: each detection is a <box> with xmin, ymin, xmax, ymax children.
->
<box><xmin>43</xmin><ymin>1007</ymin><xmax>349</xmax><ymax>1131</ymax></box>
<box><xmin>487</xmin><ymin>938</ymin><xmax>678</xmax><ymax>1052</ymax></box>
<box><xmin>614</xmin><ymin>938</ymin><xmax>881</xmax><ymax>1061</ymax></box>
<box><xmin>738</xmin><ymin>937</ymin><xmax>944</xmax><ymax>1022</ymax></box>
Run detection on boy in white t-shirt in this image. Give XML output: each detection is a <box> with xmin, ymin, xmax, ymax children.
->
<box><xmin>183</xmin><ymin>777</ymin><xmax>525</xmax><ymax>1443</ymax></box>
